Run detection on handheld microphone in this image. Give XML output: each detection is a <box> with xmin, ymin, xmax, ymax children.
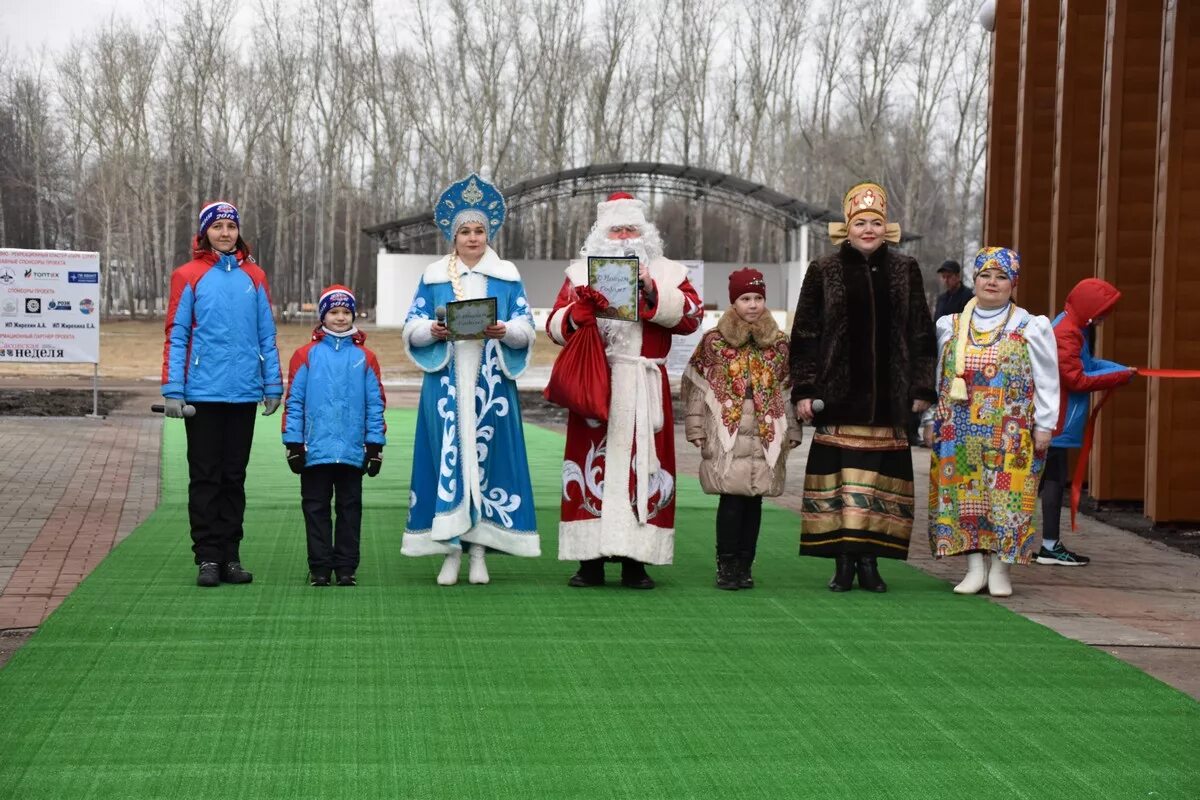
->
<box><xmin>812</xmin><ymin>399</ymin><xmax>825</xmax><ymax>413</ymax></box>
<box><xmin>151</xmin><ymin>403</ymin><xmax>196</xmax><ymax>417</ymax></box>
<box><xmin>435</xmin><ymin>306</ymin><xmax>446</xmax><ymax>324</ymax></box>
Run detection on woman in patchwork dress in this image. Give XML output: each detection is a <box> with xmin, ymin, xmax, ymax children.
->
<box><xmin>924</xmin><ymin>247</ymin><xmax>1059</xmax><ymax>597</ymax></box>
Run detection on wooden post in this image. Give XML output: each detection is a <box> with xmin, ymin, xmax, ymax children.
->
<box><xmin>983</xmin><ymin>0</ymin><xmax>1024</xmax><ymax>247</ymax></box>
<box><xmin>1146</xmin><ymin>0</ymin><xmax>1200</xmax><ymax>521</ymax></box>
<box><xmin>1091</xmin><ymin>0</ymin><xmax>1163</xmax><ymax>502</ymax></box>
<box><xmin>1011</xmin><ymin>0</ymin><xmax>1061</xmax><ymax>316</ymax></box>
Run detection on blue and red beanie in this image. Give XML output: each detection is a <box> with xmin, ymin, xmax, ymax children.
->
<box><xmin>198</xmin><ymin>201</ymin><xmax>240</xmax><ymax>238</ymax></box>
<box><xmin>318</xmin><ymin>285</ymin><xmax>356</xmax><ymax>322</ymax></box>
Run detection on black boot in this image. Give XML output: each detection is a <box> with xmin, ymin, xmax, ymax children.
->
<box><xmin>715</xmin><ymin>555</ymin><xmax>739</xmax><ymax>590</ymax></box>
<box><xmin>828</xmin><ymin>555</ymin><xmax>855</xmax><ymax>592</ymax></box>
<box><xmin>856</xmin><ymin>555</ymin><xmax>888</xmax><ymax>593</ymax></box>
<box><xmin>736</xmin><ymin>553</ymin><xmax>755</xmax><ymax>589</ymax></box>
<box><xmin>620</xmin><ymin>558</ymin><xmax>655</xmax><ymax>589</ymax></box>
<box><xmin>220</xmin><ymin>561</ymin><xmax>253</xmax><ymax>584</ymax></box>
<box><xmin>568</xmin><ymin>558</ymin><xmax>606</xmax><ymax>587</ymax></box>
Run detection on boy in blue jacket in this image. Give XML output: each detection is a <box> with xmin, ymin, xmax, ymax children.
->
<box><xmin>282</xmin><ymin>285</ymin><xmax>387</xmax><ymax>586</ymax></box>
<box><xmin>1039</xmin><ymin>278</ymin><xmax>1135</xmax><ymax>566</ymax></box>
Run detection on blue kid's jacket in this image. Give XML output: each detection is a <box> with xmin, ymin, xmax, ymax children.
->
<box><xmin>282</xmin><ymin>327</ymin><xmax>387</xmax><ymax>468</ymax></box>
<box><xmin>1050</xmin><ymin>278</ymin><xmax>1133</xmax><ymax>449</ymax></box>
<box><xmin>161</xmin><ymin>239</ymin><xmax>283</xmax><ymax>403</ymax></box>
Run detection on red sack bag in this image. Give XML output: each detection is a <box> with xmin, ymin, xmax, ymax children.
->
<box><xmin>543</xmin><ymin>323</ymin><xmax>610</xmax><ymax>421</ymax></box>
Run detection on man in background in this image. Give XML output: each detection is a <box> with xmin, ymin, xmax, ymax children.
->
<box><xmin>934</xmin><ymin>260</ymin><xmax>972</xmax><ymax>319</ymax></box>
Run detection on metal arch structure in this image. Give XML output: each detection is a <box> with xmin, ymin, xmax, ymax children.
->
<box><xmin>362</xmin><ymin>162</ymin><xmax>847</xmax><ymax>257</ymax></box>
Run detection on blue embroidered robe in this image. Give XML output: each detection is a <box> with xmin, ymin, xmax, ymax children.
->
<box><xmin>401</xmin><ymin>251</ymin><xmax>540</xmax><ymax>557</ymax></box>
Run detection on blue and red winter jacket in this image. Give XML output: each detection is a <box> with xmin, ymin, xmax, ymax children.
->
<box><xmin>1050</xmin><ymin>278</ymin><xmax>1134</xmax><ymax>448</ymax></box>
<box><xmin>282</xmin><ymin>327</ymin><xmax>387</xmax><ymax>468</ymax></box>
<box><xmin>161</xmin><ymin>239</ymin><xmax>283</xmax><ymax>403</ymax></box>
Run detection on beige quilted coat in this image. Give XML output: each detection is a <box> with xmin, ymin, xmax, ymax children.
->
<box><xmin>682</xmin><ymin>310</ymin><xmax>802</xmax><ymax>497</ymax></box>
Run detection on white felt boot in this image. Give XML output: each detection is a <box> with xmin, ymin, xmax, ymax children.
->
<box><xmin>436</xmin><ymin>550</ymin><xmax>462</xmax><ymax>586</ymax></box>
<box><xmin>988</xmin><ymin>554</ymin><xmax>1013</xmax><ymax>597</ymax></box>
<box><xmin>468</xmin><ymin>543</ymin><xmax>490</xmax><ymax>585</ymax></box>
<box><xmin>953</xmin><ymin>552</ymin><xmax>989</xmax><ymax>595</ymax></box>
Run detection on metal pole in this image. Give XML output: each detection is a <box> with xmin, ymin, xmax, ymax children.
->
<box><xmin>88</xmin><ymin>362</ymin><xmax>101</xmax><ymax>419</ymax></box>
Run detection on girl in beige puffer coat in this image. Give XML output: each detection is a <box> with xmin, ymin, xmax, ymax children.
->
<box><xmin>683</xmin><ymin>268</ymin><xmax>802</xmax><ymax>590</ymax></box>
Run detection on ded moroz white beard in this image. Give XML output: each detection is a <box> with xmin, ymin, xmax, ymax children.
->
<box><xmin>579</xmin><ymin>223</ymin><xmax>665</xmax><ymax>263</ymax></box>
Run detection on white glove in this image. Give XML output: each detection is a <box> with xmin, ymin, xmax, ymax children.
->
<box><xmin>262</xmin><ymin>398</ymin><xmax>281</xmax><ymax>416</ymax></box>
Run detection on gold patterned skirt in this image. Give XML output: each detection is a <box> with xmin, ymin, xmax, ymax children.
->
<box><xmin>800</xmin><ymin>425</ymin><xmax>914</xmax><ymax>560</ymax></box>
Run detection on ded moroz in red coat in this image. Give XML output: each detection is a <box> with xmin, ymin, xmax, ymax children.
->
<box><xmin>546</xmin><ymin>257</ymin><xmax>703</xmax><ymax>565</ymax></box>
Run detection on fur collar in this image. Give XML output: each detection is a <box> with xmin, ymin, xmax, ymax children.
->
<box><xmin>423</xmin><ymin>247</ymin><xmax>520</xmax><ymax>284</ymax></box>
<box><xmin>716</xmin><ymin>308</ymin><xmax>783</xmax><ymax>348</ymax></box>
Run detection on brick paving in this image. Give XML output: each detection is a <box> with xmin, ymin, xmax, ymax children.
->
<box><xmin>0</xmin><ymin>412</ymin><xmax>160</xmax><ymax>629</ymax></box>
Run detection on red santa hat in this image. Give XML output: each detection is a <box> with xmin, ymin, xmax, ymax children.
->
<box><xmin>596</xmin><ymin>191</ymin><xmax>649</xmax><ymax>230</ymax></box>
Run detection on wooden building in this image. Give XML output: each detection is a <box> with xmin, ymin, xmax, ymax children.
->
<box><xmin>983</xmin><ymin>0</ymin><xmax>1199</xmax><ymax>522</ymax></box>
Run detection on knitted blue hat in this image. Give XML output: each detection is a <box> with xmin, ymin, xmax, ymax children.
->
<box><xmin>318</xmin><ymin>285</ymin><xmax>356</xmax><ymax>321</ymax></box>
<box><xmin>198</xmin><ymin>201</ymin><xmax>240</xmax><ymax>237</ymax></box>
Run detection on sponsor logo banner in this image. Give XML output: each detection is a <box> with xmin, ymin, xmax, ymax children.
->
<box><xmin>0</xmin><ymin>249</ymin><xmax>101</xmax><ymax>363</ymax></box>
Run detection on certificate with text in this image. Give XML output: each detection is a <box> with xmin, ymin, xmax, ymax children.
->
<box><xmin>445</xmin><ymin>297</ymin><xmax>498</xmax><ymax>340</ymax></box>
<box><xmin>587</xmin><ymin>256</ymin><xmax>640</xmax><ymax>322</ymax></box>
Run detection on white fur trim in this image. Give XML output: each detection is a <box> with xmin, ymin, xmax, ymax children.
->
<box><xmin>548</xmin><ymin>305</ymin><xmax>572</xmax><ymax>345</ymax></box>
<box><xmin>493</xmin><ymin>335</ymin><xmax>532</xmax><ymax>381</ymax></box>
<box><xmin>596</xmin><ymin>197</ymin><xmax>648</xmax><ymax>230</ymax></box>
<box><xmin>461</xmin><ymin>520</ymin><xmax>541</xmax><ymax>557</ymax></box>
<box><xmin>402</xmin><ymin>320</ymin><xmax>451</xmax><ymax>373</ymax></box>
<box><xmin>557</xmin><ymin>519</ymin><xmax>675</xmax><ymax>565</ymax></box>
<box><xmin>649</xmin><ymin>278</ymin><xmax>686</xmax><ymax>328</ymax></box>
<box><xmin>403</xmin><ymin>521</ymin><xmax>540</xmax><ymax>558</ymax></box>
<box><xmin>423</xmin><ymin>247</ymin><xmax>520</xmax><ymax>284</ymax></box>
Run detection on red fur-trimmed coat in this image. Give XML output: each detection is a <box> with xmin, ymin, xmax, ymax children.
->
<box><xmin>546</xmin><ymin>257</ymin><xmax>703</xmax><ymax>565</ymax></box>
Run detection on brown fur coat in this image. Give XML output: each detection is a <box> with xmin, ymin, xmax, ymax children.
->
<box><xmin>788</xmin><ymin>242</ymin><xmax>937</xmax><ymax>426</ymax></box>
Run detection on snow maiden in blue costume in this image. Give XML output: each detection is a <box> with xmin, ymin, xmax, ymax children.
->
<box><xmin>401</xmin><ymin>173</ymin><xmax>540</xmax><ymax>585</ymax></box>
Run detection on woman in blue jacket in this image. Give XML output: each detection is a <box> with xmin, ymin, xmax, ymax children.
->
<box><xmin>282</xmin><ymin>285</ymin><xmax>387</xmax><ymax>586</ymax></box>
<box><xmin>161</xmin><ymin>201</ymin><xmax>283</xmax><ymax>587</ymax></box>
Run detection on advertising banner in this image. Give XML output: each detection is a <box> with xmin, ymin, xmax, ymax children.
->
<box><xmin>665</xmin><ymin>260</ymin><xmax>704</xmax><ymax>377</ymax></box>
<box><xmin>0</xmin><ymin>249</ymin><xmax>101</xmax><ymax>364</ymax></box>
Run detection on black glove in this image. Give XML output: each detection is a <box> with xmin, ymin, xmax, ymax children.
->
<box><xmin>286</xmin><ymin>443</ymin><xmax>306</xmax><ymax>474</ymax></box>
<box><xmin>365</xmin><ymin>444</ymin><xmax>383</xmax><ymax>477</ymax></box>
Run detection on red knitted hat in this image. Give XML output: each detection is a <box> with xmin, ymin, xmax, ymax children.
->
<box><xmin>728</xmin><ymin>267</ymin><xmax>766</xmax><ymax>303</ymax></box>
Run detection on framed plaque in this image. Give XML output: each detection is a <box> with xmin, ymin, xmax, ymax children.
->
<box><xmin>587</xmin><ymin>256</ymin><xmax>640</xmax><ymax>322</ymax></box>
<box><xmin>445</xmin><ymin>297</ymin><xmax>498</xmax><ymax>340</ymax></box>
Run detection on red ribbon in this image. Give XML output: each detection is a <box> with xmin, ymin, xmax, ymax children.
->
<box><xmin>1070</xmin><ymin>368</ymin><xmax>1200</xmax><ymax>529</ymax></box>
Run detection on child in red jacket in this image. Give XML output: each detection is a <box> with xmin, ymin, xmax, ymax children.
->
<box><xmin>1038</xmin><ymin>278</ymin><xmax>1136</xmax><ymax>565</ymax></box>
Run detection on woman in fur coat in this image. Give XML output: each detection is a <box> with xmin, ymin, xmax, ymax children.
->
<box><xmin>684</xmin><ymin>268</ymin><xmax>802</xmax><ymax>590</ymax></box>
<box><xmin>789</xmin><ymin>182</ymin><xmax>938</xmax><ymax>593</ymax></box>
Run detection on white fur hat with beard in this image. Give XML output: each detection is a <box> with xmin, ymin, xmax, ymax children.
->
<box><xmin>580</xmin><ymin>191</ymin><xmax>665</xmax><ymax>262</ymax></box>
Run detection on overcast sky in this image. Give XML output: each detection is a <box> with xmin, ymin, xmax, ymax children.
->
<box><xmin>1</xmin><ymin>0</ymin><xmax>270</xmax><ymax>60</ymax></box>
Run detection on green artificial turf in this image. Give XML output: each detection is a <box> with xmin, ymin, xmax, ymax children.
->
<box><xmin>0</xmin><ymin>410</ymin><xmax>1196</xmax><ymax>799</ymax></box>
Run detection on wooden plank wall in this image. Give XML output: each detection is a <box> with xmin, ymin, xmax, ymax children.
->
<box><xmin>1147</xmin><ymin>0</ymin><xmax>1200</xmax><ymax>521</ymax></box>
<box><xmin>983</xmin><ymin>0</ymin><xmax>1023</xmax><ymax>248</ymax></box>
<box><xmin>1012</xmin><ymin>0</ymin><xmax>1061</xmax><ymax>316</ymax></box>
<box><xmin>1092</xmin><ymin>0</ymin><xmax>1162</xmax><ymax>501</ymax></box>
<box><xmin>1049</xmin><ymin>0</ymin><xmax>1107</xmax><ymax>313</ymax></box>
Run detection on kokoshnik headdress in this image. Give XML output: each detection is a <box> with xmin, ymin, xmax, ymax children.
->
<box><xmin>827</xmin><ymin>182</ymin><xmax>902</xmax><ymax>246</ymax></box>
<box><xmin>435</xmin><ymin>172</ymin><xmax>507</xmax><ymax>242</ymax></box>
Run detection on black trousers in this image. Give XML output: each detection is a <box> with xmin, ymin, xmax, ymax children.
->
<box><xmin>301</xmin><ymin>464</ymin><xmax>363</xmax><ymax>573</ymax></box>
<box><xmin>184</xmin><ymin>402</ymin><xmax>257</xmax><ymax>564</ymax></box>
<box><xmin>1039</xmin><ymin>446</ymin><xmax>1070</xmax><ymax>541</ymax></box>
<box><xmin>716</xmin><ymin>494</ymin><xmax>763</xmax><ymax>559</ymax></box>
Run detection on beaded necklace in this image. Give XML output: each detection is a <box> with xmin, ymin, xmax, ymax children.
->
<box><xmin>968</xmin><ymin>303</ymin><xmax>1014</xmax><ymax>347</ymax></box>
